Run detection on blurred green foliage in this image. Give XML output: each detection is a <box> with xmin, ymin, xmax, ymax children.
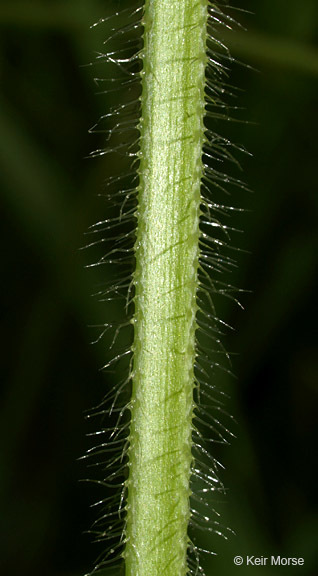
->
<box><xmin>0</xmin><ymin>1</ymin><xmax>317</xmax><ymax>575</ymax></box>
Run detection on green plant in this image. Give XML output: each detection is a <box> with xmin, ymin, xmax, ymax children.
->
<box><xmin>87</xmin><ymin>2</ymin><xmax>240</xmax><ymax>575</ymax></box>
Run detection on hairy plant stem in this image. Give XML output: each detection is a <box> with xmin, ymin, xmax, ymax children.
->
<box><xmin>125</xmin><ymin>1</ymin><xmax>208</xmax><ymax>574</ymax></box>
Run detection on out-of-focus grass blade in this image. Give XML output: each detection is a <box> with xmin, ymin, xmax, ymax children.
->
<box><xmin>223</xmin><ymin>29</ymin><xmax>318</xmax><ymax>77</ymax></box>
<box><xmin>0</xmin><ymin>96</ymin><xmax>121</xmax><ymax>329</ymax></box>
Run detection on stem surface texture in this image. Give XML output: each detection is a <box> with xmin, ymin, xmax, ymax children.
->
<box><xmin>126</xmin><ymin>1</ymin><xmax>208</xmax><ymax>574</ymax></box>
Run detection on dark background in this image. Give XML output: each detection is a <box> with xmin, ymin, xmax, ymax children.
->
<box><xmin>0</xmin><ymin>1</ymin><xmax>317</xmax><ymax>575</ymax></box>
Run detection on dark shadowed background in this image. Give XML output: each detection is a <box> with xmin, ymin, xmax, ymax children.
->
<box><xmin>0</xmin><ymin>1</ymin><xmax>317</xmax><ymax>575</ymax></box>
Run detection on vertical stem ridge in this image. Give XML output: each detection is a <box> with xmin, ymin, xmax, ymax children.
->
<box><xmin>125</xmin><ymin>1</ymin><xmax>208</xmax><ymax>575</ymax></box>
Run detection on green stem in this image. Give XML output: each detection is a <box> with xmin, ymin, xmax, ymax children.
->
<box><xmin>125</xmin><ymin>1</ymin><xmax>208</xmax><ymax>574</ymax></box>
